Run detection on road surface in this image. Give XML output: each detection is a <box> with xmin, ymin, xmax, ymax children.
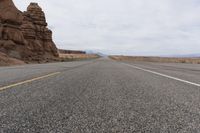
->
<box><xmin>0</xmin><ymin>58</ymin><xmax>200</xmax><ymax>132</ymax></box>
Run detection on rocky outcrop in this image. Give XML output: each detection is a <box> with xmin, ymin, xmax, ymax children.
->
<box><xmin>21</xmin><ymin>3</ymin><xmax>58</xmax><ymax>60</ymax></box>
<box><xmin>0</xmin><ymin>0</ymin><xmax>58</xmax><ymax>62</ymax></box>
<box><xmin>0</xmin><ymin>0</ymin><xmax>26</xmax><ymax>59</ymax></box>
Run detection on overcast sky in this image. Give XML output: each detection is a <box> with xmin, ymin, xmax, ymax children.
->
<box><xmin>14</xmin><ymin>0</ymin><xmax>200</xmax><ymax>56</ymax></box>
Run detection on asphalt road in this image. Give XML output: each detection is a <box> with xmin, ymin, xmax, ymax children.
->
<box><xmin>0</xmin><ymin>58</ymin><xmax>200</xmax><ymax>132</ymax></box>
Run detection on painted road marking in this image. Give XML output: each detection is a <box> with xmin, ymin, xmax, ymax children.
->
<box><xmin>0</xmin><ymin>72</ymin><xmax>60</xmax><ymax>91</ymax></box>
<box><xmin>123</xmin><ymin>63</ymin><xmax>200</xmax><ymax>87</ymax></box>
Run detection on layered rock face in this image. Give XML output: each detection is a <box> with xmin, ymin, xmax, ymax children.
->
<box><xmin>0</xmin><ymin>0</ymin><xmax>25</xmax><ymax>59</ymax></box>
<box><xmin>0</xmin><ymin>0</ymin><xmax>58</xmax><ymax>62</ymax></box>
<box><xmin>21</xmin><ymin>3</ymin><xmax>58</xmax><ymax>60</ymax></box>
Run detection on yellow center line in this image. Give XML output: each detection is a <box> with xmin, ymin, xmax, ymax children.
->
<box><xmin>0</xmin><ymin>72</ymin><xmax>61</xmax><ymax>91</ymax></box>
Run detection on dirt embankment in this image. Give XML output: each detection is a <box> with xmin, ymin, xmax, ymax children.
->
<box><xmin>110</xmin><ymin>56</ymin><xmax>200</xmax><ymax>64</ymax></box>
<box><xmin>0</xmin><ymin>52</ymin><xmax>25</xmax><ymax>66</ymax></box>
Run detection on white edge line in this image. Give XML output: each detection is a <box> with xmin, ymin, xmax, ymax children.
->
<box><xmin>122</xmin><ymin>63</ymin><xmax>200</xmax><ymax>87</ymax></box>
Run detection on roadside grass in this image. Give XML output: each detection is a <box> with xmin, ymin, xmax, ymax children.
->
<box><xmin>109</xmin><ymin>56</ymin><xmax>200</xmax><ymax>64</ymax></box>
<box><xmin>59</xmin><ymin>54</ymin><xmax>100</xmax><ymax>62</ymax></box>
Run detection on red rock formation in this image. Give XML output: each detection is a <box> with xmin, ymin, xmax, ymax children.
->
<box><xmin>0</xmin><ymin>0</ymin><xmax>58</xmax><ymax>62</ymax></box>
<box><xmin>21</xmin><ymin>2</ymin><xmax>58</xmax><ymax>61</ymax></box>
<box><xmin>0</xmin><ymin>52</ymin><xmax>25</xmax><ymax>66</ymax></box>
<box><xmin>0</xmin><ymin>0</ymin><xmax>26</xmax><ymax>59</ymax></box>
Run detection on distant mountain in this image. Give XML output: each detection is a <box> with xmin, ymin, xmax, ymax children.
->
<box><xmin>182</xmin><ymin>54</ymin><xmax>200</xmax><ymax>57</ymax></box>
<box><xmin>85</xmin><ymin>51</ymin><xmax>107</xmax><ymax>57</ymax></box>
<box><xmin>96</xmin><ymin>52</ymin><xmax>107</xmax><ymax>57</ymax></box>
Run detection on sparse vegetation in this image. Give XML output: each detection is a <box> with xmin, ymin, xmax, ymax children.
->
<box><xmin>110</xmin><ymin>56</ymin><xmax>200</xmax><ymax>64</ymax></box>
<box><xmin>59</xmin><ymin>54</ymin><xmax>100</xmax><ymax>61</ymax></box>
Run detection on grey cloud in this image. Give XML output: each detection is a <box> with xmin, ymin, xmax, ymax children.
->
<box><xmin>14</xmin><ymin>0</ymin><xmax>200</xmax><ymax>55</ymax></box>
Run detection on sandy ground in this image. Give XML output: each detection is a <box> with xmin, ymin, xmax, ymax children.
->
<box><xmin>59</xmin><ymin>53</ymin><xmax>99</xmax><ymax>60</ymax></box>
<box><xmin>110</xmin><ymin>55</ymin><xmax>200</xmax><ymax>64</ymax></box>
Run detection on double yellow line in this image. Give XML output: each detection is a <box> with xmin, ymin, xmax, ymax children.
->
<box><xmin>0</xmin><ymin>72</ymin><xmax>60</xmax><ymax>91</ymax></box>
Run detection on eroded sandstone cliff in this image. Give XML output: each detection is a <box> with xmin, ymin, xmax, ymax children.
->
<box><xmin>0</xmin><ymin>0</ymin><xmax>58</xmax><ymax>62</ymax></box>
